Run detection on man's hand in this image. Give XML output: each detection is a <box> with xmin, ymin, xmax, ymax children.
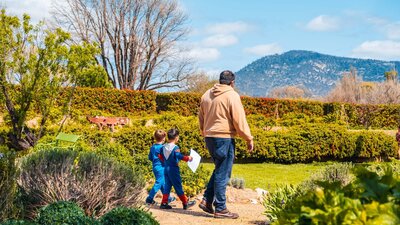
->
<box><xmin>188</xmin><ymin>156</ymin><xmax>193</xmax><ymax>162</ymax></box>
<box><xmin>247</xmin><ymin>140</ymin><xmax>254</xmax><ymax>152</ymax></box>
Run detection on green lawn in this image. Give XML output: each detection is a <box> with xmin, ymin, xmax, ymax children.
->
<box><xmin>202</xmin><ymin>163</ymin><xmax>327</xmax><ymax>191</ymax></box>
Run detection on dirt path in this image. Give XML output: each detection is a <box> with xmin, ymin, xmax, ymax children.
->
<box><xmin>147</xmin><ymin>187</ymin><xmax>267</xmax><ymax>225</ymax></box>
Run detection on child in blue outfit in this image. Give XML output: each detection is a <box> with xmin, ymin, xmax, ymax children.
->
<box><xmin>146</xmin><ymin>130</ymin><xmax>175</xmax><ymax>205</ymax></box>
<box><xmin>159</xmin><ymin>128</ymin><xmax>196</xmax><ymax>210</ymax></box>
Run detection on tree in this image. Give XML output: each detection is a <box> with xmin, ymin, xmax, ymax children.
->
<box><xmin>0</xmin><ymin>10</ymin><xmax>100</xmax><ymax>151</ymax></box>
<box><xmin>385</xmin><ymin>70</ymin><xmax>398</xmax><ymax>82</ymax></box>
<box><xmin>326</xmin><ymin>67</ymin><xmax>362</xmax><ymax>103</ymax></box>
<box><xmin>184</xmin><ymin>73</ymin><xmax>217</xmax><ymax>94</ymax></box>
<box><xmin>53</xmin><ymin>0</ymin><xmax>192</xmax><ymax>90</ymax></box>
<box><xmin>269</xmin><ymin>85</ymin><xmax>311</xmax><ymax>99</ymax></box>
<box><xmin>68</xmin><ymin>43</ymin><xmax>113</xmax><ymax>88</ymax></box>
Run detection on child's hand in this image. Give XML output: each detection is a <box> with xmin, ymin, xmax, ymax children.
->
<box><xmin>188</xmin><ymin>156</ymin><xmax>193</xmax><ymax>162</ymax></box>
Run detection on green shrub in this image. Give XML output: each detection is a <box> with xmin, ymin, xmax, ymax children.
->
<box><xmin>0</xmin><ymin>220</ymin><xmax>37</xmax><ymax>225</ymax></box>
<box><xmin>156</xmin><ymin>92</ymin><xmax>201</xmax><ymax>116</ymax></box>
<box><xmin>100</xmin><ymin>207</ymin><xmax>159</xmax><ymax>225</ymax></box>
<box><xmin>263</xmin><ymin>185</ymin><xmax>299</xmax><ymax>223</ymax></box>
<box><xmin>35</xmin><ymin>201</ymin><xmax>94</xmax><ymax>225</ymax></box>
<box><xmin>64</xmin><ymin>87</ymin><xmax>157</xmax><ymax>116</ymax></box>
<box><xmin>19</xmin><ymin>149</ymin><xmax>145</xmax><ymax>218</ymax></box>
<box><xmin>269</xmin><ymin>165</ymin><xmax>400</xmax><ymax>225</ymax></box>
<box><xmin>299</xmin><ymin>163</ymin><xmax>355</xmax><ymax>193</ymax></box>
<box><xmin>0</xmin><ymin>147</ymin><xmax>19</xmax><ymax>222</ymax></box>
<box><xmin>355</xmin><ymin>131</ymin><xmax>398</xmax><ymax>159</ymax></box>
<box><xmin>229</xmin><ymin>177</ymin><xmax>245</xmax><ymax>189</ymax></box>
<box><xmin>155</xmin><ymin>92</ymin><xmax>400</xmax><ymax>129</ymax></box>
<box><xmin>180</xmin><ymin>164</ymin><xmax>210</xmax><ymax>197</ymax></box>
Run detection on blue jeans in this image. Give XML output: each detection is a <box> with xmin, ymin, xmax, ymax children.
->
<box><xmin>147</xmin><ymin>166</ymin><xmax>165</xmax><ymax>200</ymax></box>
<box><xmin>164</xmin><ymin>166</ymin><xmax>184</xmax><ymax>196</ymax></box>
<box><xmin>203</xmin><ymin>137</ymin><xmax>235</xmax><ymax>212</ymax></box>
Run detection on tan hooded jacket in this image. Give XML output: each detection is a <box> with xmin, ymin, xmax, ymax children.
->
<box><xmin>198</xmin><ymin>84</ymin><xmax>253</xmax><ymax>142</ymax></box>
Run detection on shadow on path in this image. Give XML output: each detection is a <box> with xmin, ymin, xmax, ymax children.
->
<box><xmin>150</xmin><ymin>206</ymin><xmax>213</xmax><ymax>218</ymax></box>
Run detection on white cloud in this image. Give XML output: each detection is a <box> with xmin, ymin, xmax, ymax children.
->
<box><xmin>185</xmin><ymin>47</ymin><xmax>220</xmax><ymax>62</ymax></box>
<box><xmin>3</xmin><ymin>0</ymin><xmax>53</xmax><ymax>22</ymax></box>
<box><xmin>244</xmin><ymin>43</ymin><xmax>283</xmax><ymax>56</ymax></box>
<box><xmin>365</xmin><ymin>16</ymin><xmax>388</xmax><ymax>26</ymax></box>
<box><xmin>202</xmin><ymin>34</ymin><xmax>238</xmax><ymax>47</ymax></box>
<box><xmin>352</xmin><ymin>40</ymin><xmax>400</xmax><ymax>60</ymax></box>
<box><xmin>306</xmin><ymin>15</ymin><xmax>340</xmax><ymax>31</ymax></box>
<box><xmin>205</xmin><ymin>21</ymin><xmax>252</xmax><ymax>34</ymax></box>
<box><xmin>386</xmin><ymin>23</ymin><xmax>400</xmax><ymax>40</ymax></box>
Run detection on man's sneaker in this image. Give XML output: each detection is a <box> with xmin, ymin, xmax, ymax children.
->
<box><xmin>199</xmin><ymin>199</ymin><xmax>214</xmax><ymax>214</ymax></box>
<box><xmin>168</xmin><ymin>196</ymin><xmax>176</xmax><ymax>203</ymax></box>
<box><xmin>160</xmin><ymin>203</ymin><xmax>172</xmax><ymax>209</ymax></box>
<box><xmin>214</xmin><ymin>209</ymin><xmax>239</xmax><ymax>219</ymax></box>
<box><xmin>145</xmin><ymin>198</ymin><xmax>156</xmax><ymax>205</ymax></box>
<box><xmin>183</xmin><ymin>200</ymin><xmax>196</xmax><ymax>210</ymax></box>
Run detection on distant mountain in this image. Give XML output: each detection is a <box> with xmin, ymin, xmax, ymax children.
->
<box><xmin>235</xmin><ymin>50</ymin><xmax>400</xmax><ymax>96</ymax></box>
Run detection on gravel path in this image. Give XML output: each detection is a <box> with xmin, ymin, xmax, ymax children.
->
<box><xmin>147</xmin><ymin>187</ymin><xmax>267</xmax><ymax>225</ymax></box>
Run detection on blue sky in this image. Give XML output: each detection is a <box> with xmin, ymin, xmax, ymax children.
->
<box><xmin>3</xmin><ymin>0</ymin><xmax>400</xmax><ymax>75</ymax></box>
<box><xmin>179</xmin><ymin>0</ymin><xmax>400</xmax><ymax>75</ymax></box>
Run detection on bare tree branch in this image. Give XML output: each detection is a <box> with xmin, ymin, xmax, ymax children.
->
<box><xmin>53</xmin><ymin>0</ymin><xmax>192</xmax><ymax>90</ymax></box>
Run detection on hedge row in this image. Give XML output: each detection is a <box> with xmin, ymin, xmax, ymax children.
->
<box><xmin>59</xmin><ymin>87</ymin><xmax>157</xmax><ymax>115</ymax></box>
<box><xmin>3</xmin><ymin>87</ymin><xmax>400</xmax><ymax>128</ymax></box>
<box><xmin>157</xmin><ymin>92</ymin><xmax>400</xmax><ymax>129</ymax></box>
<box><xmin>55</xmin><ymin>113</ymin><xmax>398</xmax><ymax>163</ymax></box>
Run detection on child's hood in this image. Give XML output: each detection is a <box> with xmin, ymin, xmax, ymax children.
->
<box><xmin>163</xmin><ymin>143</ymin><xmax>176</xmax><ymax>160</ymax></box>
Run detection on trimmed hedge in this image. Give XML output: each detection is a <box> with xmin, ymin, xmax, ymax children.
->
<box><xmin>156</xmin><ymin>92</ymin><xmax>201</xmax><ymax>116</ymax></box>
<box><xmin>155</xmin><ymin>92</ymin><xmax>400</xmax><ymax>129</ymax></box>
<box><xmin>3</xmin><ymin>87</ymin><xmax>400</xmax><ymax>128</ymax></box>
<box><xmin>53</xmin><ymin>113</ymin><xmax>398</xmax><ymax>163</ymax></box>
<box><xmin>61</xmin><ymin>87</ymin><xmax>157</xmax><ymax>115</ymax></box>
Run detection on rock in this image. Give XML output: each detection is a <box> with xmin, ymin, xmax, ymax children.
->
<box><xmin>145</xmin><ymin>119</ymin><xmax>154</xmax><ymax>127</ymax></box>
<box><xmin>26</xmin><ymin>117</ymin><xmax>40</xmax><ymax>128</ymax></box>
<box><xmin>250</xmin><ymin>198</ymin><xmax>258</xmax><ymax>204</ymax></box>
<box><xmin>256</xmin><ymin>188</ymin><xmax>268</xmax><ymax>200</ymax></box>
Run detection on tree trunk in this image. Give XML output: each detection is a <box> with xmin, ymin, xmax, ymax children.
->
<box><xmin>7</xmin><ymin>128</ymin><xmax>38</xmax><ymax>151</ymax></box>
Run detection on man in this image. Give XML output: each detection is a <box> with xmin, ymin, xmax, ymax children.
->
<box><xmin>198</xmin><ymin>70</ymin><xmax>253</xmax><ymax>219</ymax></box>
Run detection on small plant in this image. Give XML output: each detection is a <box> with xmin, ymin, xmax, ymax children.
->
<box><xmin>0</xmin><ymin>147</ymin><xmax>19</xmax><ymax>222</ymax></box>
<box><xmin>298</xmin><ymin>163</ymin><xmax>355</xmax><ymax>193</ymax></box>
<box><xmin>35</xmin><ymin>201</ymin><xmax>94</xmax><ymax>225</ymax></box>
<box><xmin>18</xmin><ymin>149</ymin><xmax>145</xmax><ymax>218</ymax></box>
<box><xmin>268</xmin><ymin>165</ymin><xmax>400</xmax><ymax>225</ymax></box>
<box><xmin>100</xmin><ymin>207</ymin><xmax>159</xmax><ymax>225</ymax></box>
<box><xmin>181</xmin><ymin>164</ymin><xmax>210</xmax><ymax>197</ymax></box>
<box><xmin>228</xmin><ymin>177</ymin><xmax>245</xmax><ymax>189</ymax></box>
<box><xmin>0</xmin><ymin>220</ymin><xmax>37</xmax><ymax>225</ymax></box>
<box><xmin>262</xmin><ymin>185</ymin><xmax>298</xmax><ymax>223</ymax></box>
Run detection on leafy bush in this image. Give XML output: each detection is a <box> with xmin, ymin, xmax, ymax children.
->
<box><xmin>100</xmin><ymin>207</ymin><xmax>159</xmax><ymax>225</ymax></box>
<box><xmin>156</xmin><ymin>92</ymin><xmax>201</xmax><ymax>116</ymax></box>
<box><xmin>180</xmin><ymin>164</ymin><xmax>210</xmax><ymax>197</ymax></box>
<box><xmin>63</xmin><ymin>87</ymin><xmax>157</xmax><ymax>116</ymax></box>
<box><xmin>0</xmin><ymin>220</ymin><xmax>37</xmax><ymax>225</ymax></box>
<box><xmin>155</xmin><ymin>91</ymin><xmax>400</xmax><ymax>129</ymax></box>
<box><xmin>268</xmin><ymin>165</ymin><xmax>400</xmax><ymax>224</ymax></box>
<box><xmin>39</xmin><ymin>113</ymin><xmax>398</xmax><ymax>164</ymax></box>
<box><xmin>18</xmin><ymin>149</ymin><xmax>145</xmax><ymax>218</ymax></box>
<box><xmin>35</xmin><ymin>201</ymin><xmax>94</xmax><ymax>225</ymax></box>
<box><xmin>263</xmin><ymin>185</ymin><xmax>299</xmax><ymax>223</ymax></box>
<box><xmin>0</xmin><ymin>147</ymin><xmax>19</xmax><ymax>222</ymax></box>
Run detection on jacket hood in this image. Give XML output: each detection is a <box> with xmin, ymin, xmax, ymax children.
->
<box><xmin>163</xmin><ymin>143</ymin><xmax>176</xmax><ymax>160</ymax></box>
<box><xmin>211</xmin><ymin>84</ymin><xmax>234</xmax><ymax>97</ymax></box>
